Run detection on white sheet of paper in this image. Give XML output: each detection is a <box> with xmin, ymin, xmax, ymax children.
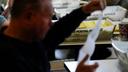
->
<box><xmin>78</xmin><ymin>13</ymin><xmax>103</xmax><ymax>65</ymax></box>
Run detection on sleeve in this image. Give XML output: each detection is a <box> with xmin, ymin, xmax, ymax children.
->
<box><xmin>0</xmin><ymin>15</ymin><xmax>6</xmax><ymax>28</ymax></box>
<box><xmin>43</xmin><ymin>7</ymin><xmax>90</xmax><ymax>50</ymax></box>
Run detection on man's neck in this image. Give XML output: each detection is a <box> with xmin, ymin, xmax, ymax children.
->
<box><xmin>4</xmin><ymin>20</ymin><xmax>41</xmax><ymax>43</ymax></box>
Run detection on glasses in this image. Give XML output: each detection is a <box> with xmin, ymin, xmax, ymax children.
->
<box><xmin>111</xmin><ymin>20</ymin><xmax>128</xmax><ymax>71</ymax></box>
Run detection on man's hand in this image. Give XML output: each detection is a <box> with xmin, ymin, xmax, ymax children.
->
<box><xmin>82</xmin><ymin>0</ymin><xmax>107</xmax><ymax>13</ymax></box>
<box><xmin>7</xmin><ymin>0</ymin><xmax>14</xmax><ymax>8</ymax></box>
<box><xmin>76</xmin><ymin>55</ymin><xmax>99</xmax><ymax>72</ymax></box>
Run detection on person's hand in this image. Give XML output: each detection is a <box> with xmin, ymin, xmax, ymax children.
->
<box><xmin>7</xmin><ymin>0</ymin><xmax>14</xmax><ymax>8</ymax></box>
<box><xmin>2</xmin><ymin>0</ymin><xmax>13</xmax><ymax>18</ymax></box>
<box><xmin>76</xmin><ymin>55</ymin><xmax>99</xmax><ymax>72</ymax></box>
<box><xmin>82</xmin><ymin>0</ymin><xmax>107</xmax><ymax>13</ymax></box>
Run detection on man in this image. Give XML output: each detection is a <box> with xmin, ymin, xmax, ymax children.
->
<box><xmin>106</xmin><ymin>0</ymin><xmax>120</xmax><ymax>5</ymax></box>
<box><xmin>0</xmin><ymin>15</ymin><xmax>6</xmax><ymax>26</ymax></box>
<box><xmin>106</xmin><ymin>0</ymin><xmax>128</xmax><ymax>9</ymax></box>
<box><xmin>0</xmin><ymin>0</ymin><xmax>4</xmax><ymax>14</ymax></box>
<box><xmin>0</xmin><ymin>0</ymin><xmax>106</xmax><ymax>72</ymax></box>
<box><xmin>2</xmin><ymin>0</ymin><xmax>13</xmax><ymax>18</ymax></box>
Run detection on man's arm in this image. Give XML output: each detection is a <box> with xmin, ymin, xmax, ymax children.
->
<box><xmin>43</xmin><ymin>7</ymin><xmax>90</xmax><ymax>49</ymax></box>
<box><xmin>43</xmin><ymin>0</ymin><xmax>106</xmax><ymax>49</ymax></box>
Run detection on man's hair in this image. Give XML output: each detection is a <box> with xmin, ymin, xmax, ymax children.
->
<box><xmin>11</xmin><ymin>0</ymin><xmax>41</xmax><ymax>18</ymax></box>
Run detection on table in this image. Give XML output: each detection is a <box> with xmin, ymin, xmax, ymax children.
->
<box><xmin>64</xmin><ymin>59</ymin><xmax>121</xmax><ymax>72</ymax></box>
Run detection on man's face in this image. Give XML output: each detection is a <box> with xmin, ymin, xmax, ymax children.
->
<box><xmin>32</xmin><ymin>0</ymin><xmax>53</xmax><ymax>39</ymax></box>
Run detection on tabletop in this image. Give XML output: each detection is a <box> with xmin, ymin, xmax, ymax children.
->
<box><xmin>64</xmin><ymin>59</ymin><xmax>122</xmax><ymax>72</ymax></box>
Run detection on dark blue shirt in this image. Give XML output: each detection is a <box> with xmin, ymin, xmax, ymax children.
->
<box><xmin>0</xmin><ymin>33</ymin><xmax>50</xmax><ymax>72</ymax></box>
<box><xmin>0</xmin><ymin>8</ymin><xmax>90</xmax><ymax>72</ymax></box>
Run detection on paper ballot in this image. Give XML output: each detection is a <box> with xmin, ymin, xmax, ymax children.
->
<box><xmin>78</xmin><ymin>13</ymin><xmax>103</xmax><ymax>65</ymax></box>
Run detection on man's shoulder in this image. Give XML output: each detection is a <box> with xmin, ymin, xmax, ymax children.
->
<box><xmin>0</xmin><ymin>33</ymin><xmax>14</xmax><ymax>47</ymax></box>
<box><xmin>0</xmin><ymin>33</ymin><xmax>8</xmax><ymax>46</ymax></box>
<box><xmin>0</xmin><ymin>33</ymin><xmax>6</xmax><ymax>41</ymax></box>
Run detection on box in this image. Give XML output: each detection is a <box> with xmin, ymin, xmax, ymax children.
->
<box><xmin>63</xmin><ymin>19</ymin><xmax>114</xmax><ymax>44</ymax></box>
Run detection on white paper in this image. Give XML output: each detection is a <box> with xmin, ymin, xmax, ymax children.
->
<box><xmin>103</xmin><ymin>6</ymin><xmax>127</xmax><ymax>21</ymax></box>
<box><xmin>78</xmin><ymin>14</ymin><xmax>103</xmax><ymax>64</ymax></box>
